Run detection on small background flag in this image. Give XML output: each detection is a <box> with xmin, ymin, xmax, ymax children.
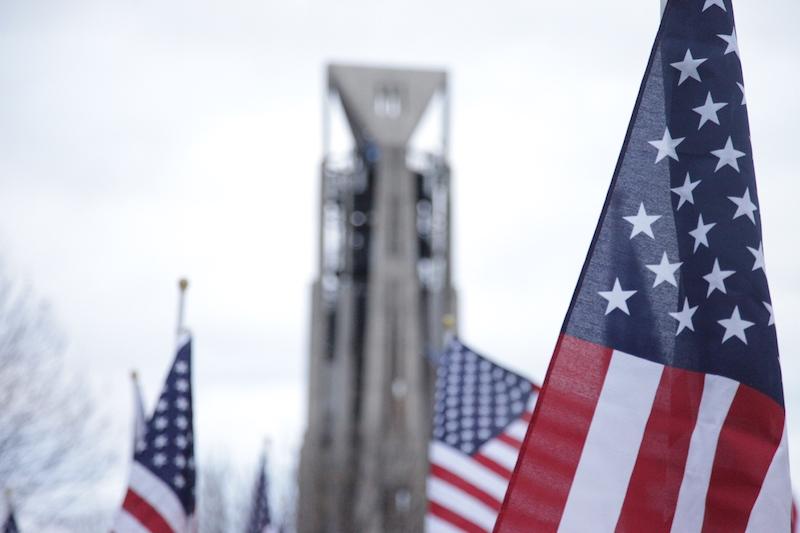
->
<box><xmin>112</xmin><ymin>334</ymin><xmax>196</xmax><ymax>533</ymax></box>
<box><xmin>495</xmin><ymin>1</ymin><xmax>791</xmax><ymax>532</ymax></box>
<box><xmin>246</xmin><ymin>451</ymin><xmax>274</xmax><ymax>533</ymax></box>
<box><xmin>131</xmin><ymin>371</ymin><xmax>147</xmax><ymax>452</ymax></box>
<box><xmin>425</xmin><ymin>338</ymin><xmax>539</xmax><ymax>532</ymax></box>
<box><xmin>2</xmin><ymin>513</ymin><xmax>18</xmax><ymax>533</ymax></box>
<box><xmin>2</xmin><ymin>496</ymin><xmax>18</xmax><ymax>533</ymax></box>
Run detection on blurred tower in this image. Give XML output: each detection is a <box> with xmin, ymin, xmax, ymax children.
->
<box><xmin>298</xmin><ymin>64</ymin><xmax>456</xmax><ymax>533</ymax></box>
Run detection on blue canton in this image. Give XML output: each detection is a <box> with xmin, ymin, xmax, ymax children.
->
<box><xmin>134</xmin><ymin>336</ymin><xmax>196</xmax><ymax>513</ymax></box>
<box><xmin>432</xmin><ymin>340</ymin><xmax>534</xmax><ymax>455</ymax></box>
<box><xmin>564</xmin><ymin>0</ymin><xmax>783</xmax><ymax>405</ymax></box>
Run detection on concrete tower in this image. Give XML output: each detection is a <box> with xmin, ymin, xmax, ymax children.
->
<box><xmin>298</xmin><ymin>64</ymin><xmax>456</xmax><ymax>533</ymax></box>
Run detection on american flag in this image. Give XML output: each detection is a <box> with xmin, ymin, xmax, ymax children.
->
<box><xmin>112</xmin><ymin>334</ymin><xmax>196</xmax><ymax>533</ymax></box>
<box><xmin>246</xmin><ymin>453</ymin><xmax>274</xmax><ymax>533</ymax></box>
<box><xmin>496</xmin><ymin>1</ymin><xmax>791</xmax><ymax>532</ymax></box>
<box><xmin>2</xmin><ymin>509</ymin><xmax>18</xmax><ymax>533</ymax></box>
<box><xmin>425</xmin><ymin>339</ymin><xmax>539</xmax><ymax>532</ymax></box>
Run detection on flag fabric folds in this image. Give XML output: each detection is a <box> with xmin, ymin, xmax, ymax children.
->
<box><xmin>112</xmin><ymin>334</ymin><xmax>196</xmax><ymax>533</ymax></box>
<box><xmin>426</xmin><ymin>339</ymin><xmax>539</xmax><ymax>533</ymax></box>
<box><xmin>495</xmin><ymin>1</ymin><xmax>791</xmax><ymax>532</ymax></box>
<box><xmin>246</xmin><ymin>453</ymin><xmax>274</xmax><ymax>533</ymax></box>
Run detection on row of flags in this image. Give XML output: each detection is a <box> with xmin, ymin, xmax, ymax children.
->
<box><xmin>41</xmin><ymin>1</ymin><xmax>790</xmax><ymax>532</ymax></box>
<box><xmin>429</xmin><ymin>1</ymin><xmax>796</xmax><ymax>532</ymax></box>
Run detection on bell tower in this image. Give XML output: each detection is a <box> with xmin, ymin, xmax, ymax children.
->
<box><xmin>298</xmin><ymin>63</ymin><xmax>456</xmax><ymax>532</ymax></box>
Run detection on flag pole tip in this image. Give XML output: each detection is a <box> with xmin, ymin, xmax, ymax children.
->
<box><xmin>178</xmin><ymin>278</ymin><xmax>189</xmax><ymax>292</ymax></box>
<box><xmin>130</xmin><ymin>369</ymin><xmax>139</xmax><ymax>380</ymax></box>
<box><xmin>442</xmin><ymin>314</ymin><xmax>456</xmax><ymax>330</ymax></box>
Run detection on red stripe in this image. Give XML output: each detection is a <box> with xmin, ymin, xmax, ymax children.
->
<box><xmin>428</xmin><ymin>501</ymin><xmax>487</xmax><ymax>533</ymax></box>
<box><xmin>429</xmin><ymin>463</ymin><xmax>502</xmax><ymax>511</ymax></box>
<box><xmin>792</xmin><ymin>499</ymin><xmax>797</xmax><ymax>533</ymax></box>
<box><xmin>473</xmin><ymin>453</ymin><xmax>513</xmax><ymax>480</ymax></box>
<box><xmin>122</xmin><ymin>489</ymin><xmax>175</xmax><ymax>533</ymax></box>
<box><xmin>615</xmin><ymin>366</ymin><xmax>705</xmax><ymax>532</ymax></box>
<box><xmin>701</xmin><ymin>384</ymin><xmax>785</xmax><ymax>533</ymax></box>
<box><xmin>496</xmin><ymin>433</ymin><xmax>523</xmax><ymax>449</ymax></box>
<box><xmin>493</xmin><ymin>334</ymin><xmax>613</xmax><ymax>533</ymax></box>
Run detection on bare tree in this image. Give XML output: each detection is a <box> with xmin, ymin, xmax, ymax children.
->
<box><xmin>0</xmin><ymin>266</ymin><xmax>109</xmax><ymax>530</ymax></box>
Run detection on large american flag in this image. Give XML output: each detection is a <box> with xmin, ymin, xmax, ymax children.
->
<box><xmin>426</xmin><ymin>339</ymin><xmax>539</xmax><ymax>532</ymax></box>
<box><xmin>112</xmin><ymin>334</ymin><xmax>196</xmax><ymax>533</ymax></box>
<box><xmin>496</xmin><ymin>1</ymin><xmax>791</xmax><ymax>532</ymax></box>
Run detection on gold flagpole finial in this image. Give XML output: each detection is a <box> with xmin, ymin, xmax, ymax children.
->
<box><xmin>177</xmin><ymin>277</ymin><xmax>189</xmax><ymax>334</ymax></box>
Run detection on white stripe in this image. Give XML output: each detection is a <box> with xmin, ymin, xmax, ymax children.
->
<box><xmin>746</xmin><ymin>425</ymin><xmax>792</xmax><ymax>533</ymax></box>
<box><xmin>527</xmin><ymin>392</ymin><xmax>539</xmax><ymax>411</ymax></box>
<box><xmin>427</xmin><ymin>477</ymin><xmax>497</xmax><ymax>531</ymax></box>
<box><xmin>129</xmin><ymin>461</ymin><xmax>188</xmax><ymax>533</ymax></box>
<box><xmin>111</xmin><ymin>510</ymin><xmax>151</xmax><ymax>533</ymax></box>
<box><xmin>429</xmin><ymin>442</ymin><xmax>508</xmax><ymax>501</ymax></box>
<box><xmin>506</xmin><ymin>420</ymin><xmax>529</xmax><ymax>442</ymax></box>
<box><xmin>670</xmin><ymin>374</ymin><xmax>739</xmax><ymax>533</ymax></box>
<box><xmin>425</xmin><ymin>513</ymin><xmax>467</xmax><ymax>533</ymax></box>
<box><xmin>558</xmin><ymin>350</ymin><xmax>664</xmax><ymax>533</ymax></box>
<box><xmin>478</xmin><ymin>439</ymin><xmax>520</xmax><ymax>471</ymax></box>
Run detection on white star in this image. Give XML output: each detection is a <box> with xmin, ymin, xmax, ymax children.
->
<box><xmin>718</xmin><ymin>306</ymin><xmax>755</xmax><ymax>344</ymax></box>
<box><xmin>154</xmin><ymin>435</ymin><xmax>168</xmax><ymax>449</ymax></box>
<box><xmin>737</xmin><ymin>82</ymin><xmax>747</xmax><ymax>105</ymax></box>
<box><xmin>174</xmin><ymin>379</ymin><xmax>189</xmax><ymax>392</ymax></box>
<box><xmin>669</xmin><ymin>298</ymin><xmax>698</xmax><ymax>335</ymax></box>
<box><xmin>174</xmin><ymin>454</ymin><xmax>187</xmax><ymax>468</ymax></box>
<box><xmin>646</xmin><ymin>252</ymin><xmax>682</xmax><ymax>288</ymax></box>
<box><xmin>703</xmin><ymin>259</ymin><xmax>735</xmax><ymax>297</ymax></box>
<box><xmin>671</xmin><ymin>173</ymin><xmax>701</xmax><ymax>210</ymax></box>
<box><xmin>175</xmin><ymin>435</ymin><xmax>188</xmax><ymax>449</ymax></box>
<box><xmin>718</xmin><ymin>28</ymin><xmax>740</xmax><ymax>57</ymax></box>
<box><xmin>153</xmin><ymin>453</ymin><xmax>167</xmax><ymax>467</ymax></box>
<box><xmin>156</xmin><ymin>398</ymin><xmax>168</xmax><ymax>412</ymax></box>
<box><xmin>154</xmin><ymin>416</ymin><xmax>168</xmax><ymax>430</ymax></box>
<box><xmin>648</xmin><ymin>128</ymin><xmax>685</xmax><ymax>163</ymax></box>
<box><xmin>174</xmin><ymin>360</ymin><xmax>188</xmax><ymax>374</ymax></box>
<box><xmin>623</xmin><ymin>203</ymin><xmax>661</xmax><ymax>239</ymax></box>
<box><xmin>689</xmin><ymin>214</ymin><xmax>716</xmax><ymax>252</ymax></box>
<box><xmin>175</xmin><ymin>416</ymin><xmax>189</xmax><ymax>430</ymax></box>
<box><xmin>728</xmin><ymin>188</ymin><xmax>758</xmax><ymax>223</ymax></box>
<box><xmin>598</xmin><ymin>278</ymin><xmax>637</xmax><ymax>316</ymax></box>
<box><xmin>670</xmin><ymin>49</ymin><xmax>707</xmax><ymax>85</ymax></box>
<box><xmin>173</xmin><ymin>474</ymin><xmax>186</xmax><ymax>489</ymax></box>
<box><xmin>702</xmin><ymin>0</ymin><xmax>727</xmax><ymax>11</ymax></box>
<box><xmin>693</xmin><ymin>92</ymin><xmax>727</xmax><ymax>129</ymax></box>
<box><xmin>176</xmin><ymin>397</ymin><xmax>189</xmax><ymax>411</ymax></box>
<box><xmin>711</xmin><ymin>136</ymin><xmax>746</xmax><ymax>172</ymax></box>
<box><xmin>748</xmin><ymin>242</ymin><xmax>765</xmax><ymax>272</ymax></box>
<box><xmin>763</xmin><ymin>301</ymin><xmax>775</xmax><ymax>326</ymax></box>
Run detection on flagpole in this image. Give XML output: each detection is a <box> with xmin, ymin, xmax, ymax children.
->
<box><xmin>177</xmin><ymin>278</ymin><xmax>189</xmax><ymax>335</ymax></box>
<box><xmin>442</xmin><ymin>313</ymin><xmax>456</xmax><ymax>346</ymax></box>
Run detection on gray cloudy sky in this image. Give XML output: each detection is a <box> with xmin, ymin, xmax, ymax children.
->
<box><xmin>1</xmin><ymin>0</ymin><xmax>799</xmax><ymax>522</ymax></box>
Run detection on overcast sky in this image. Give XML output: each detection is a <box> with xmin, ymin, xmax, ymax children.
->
<box><xmin>1</xmin><ymin>0</ymin><xmax>799</xmax><ymax>525</ymax></box>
